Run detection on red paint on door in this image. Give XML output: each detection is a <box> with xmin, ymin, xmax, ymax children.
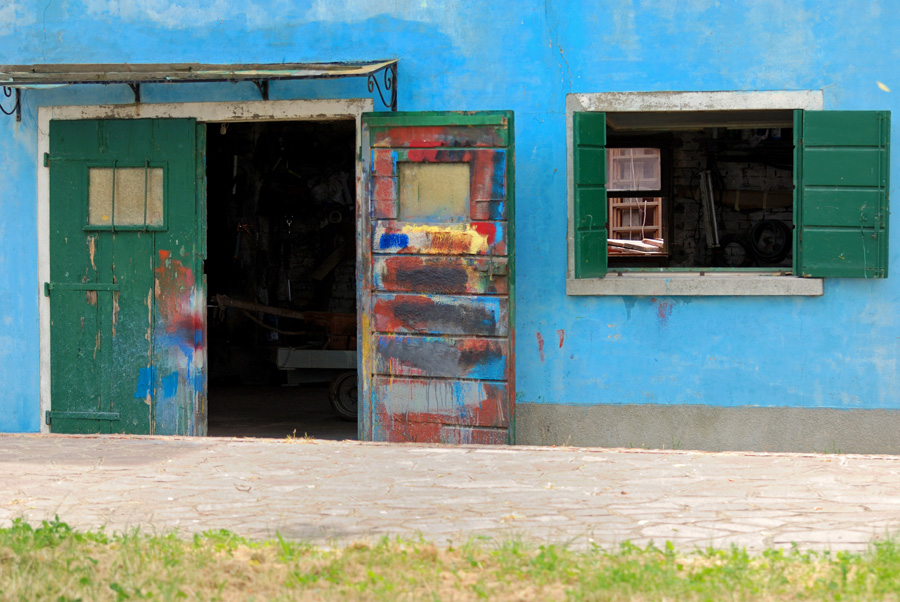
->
<box><xmin>362</xmin><ymin>112</ymin><xmax>514</xmax><ymax>444</ymax></box>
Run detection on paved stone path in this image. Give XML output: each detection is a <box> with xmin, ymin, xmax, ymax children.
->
<box><xmin>2</xmin><ymin>434</ymin><xmax>900</xmax><ymax>551</ymax></box>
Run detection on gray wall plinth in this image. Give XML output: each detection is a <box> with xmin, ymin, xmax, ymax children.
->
<box><xmin>515</xmin><ymin>403</ymin><xmax>900</xmax><ymax>454</ymax></box>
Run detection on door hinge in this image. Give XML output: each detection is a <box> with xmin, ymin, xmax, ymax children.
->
<box><xmin>44</xmin><ymin>282</ymin><xmax>119</xmax><ymax>296</ymax></box>
<box><xmin>44</xmin><ymin>411</ymin><xmax>51</xmax><ymax>425</ymax></box>
<box><xmin>46</xmin><ymin>411</ymin><xmax>120</xmax><ymax>422</ymax></box>
<box><xmin>43</xmin><ymin>153</ymin><xmax>50</xmax><ymax>167</ymax></box>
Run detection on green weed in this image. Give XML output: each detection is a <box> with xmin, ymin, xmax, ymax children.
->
<box><xmin>1</xmin><ymin>521</ymin><xmax>900</xmax><ymax>601</ymax></box>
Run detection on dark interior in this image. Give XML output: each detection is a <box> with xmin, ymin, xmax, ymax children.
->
<box><xmin>204</xmin><ymin>120</ymin><xmax>359</xmax><ymax>439</ymax></box>
<box><xmin>606</xmin><ymin>110</ymin><xmax>795</xmax><ymax>270</ymax></box>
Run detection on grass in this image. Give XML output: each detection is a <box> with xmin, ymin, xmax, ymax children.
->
<box><xmin>2</xmin><ymin>519</ymin><xmax>900</xmax><ymax>601</ymax></box>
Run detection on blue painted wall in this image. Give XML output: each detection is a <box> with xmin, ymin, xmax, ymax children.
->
<box><xmin>1</xmin><ymin>0</ymin><xmax>897</xmax><ymax>432</ymax></box>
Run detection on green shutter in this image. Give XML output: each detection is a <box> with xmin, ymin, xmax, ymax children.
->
<box><xmin>573</xmin><ymin>112</ymin><xmax>608</xmax><ymax>278</ymax></box>
<box><xmin>795</xmin><ymin>110</ymin><xmax>890</xmax><ymax>278</ymax></box>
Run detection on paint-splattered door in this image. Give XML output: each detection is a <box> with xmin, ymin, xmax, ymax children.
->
<box><xmin>361</xmin><ymin>112</ymin><xmax>514</xmax><ymax>444</ymax></box>
<box><xmin>48</xmin><ymin>119</ymin><xmax>206</xmax><ymax>435</ymax></box>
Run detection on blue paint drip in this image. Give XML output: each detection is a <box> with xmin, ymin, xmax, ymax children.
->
<box><xmin>191</xmin><ymin>373</ymin><xmax>206</xmax><ymax>396</ymax></box>
<box><xmin>161</xmin><ymin>372</ymin><xmax>179</xmax><ymax>399</ymax></box>
<box><xmin>133</xmin><ymin>367</ymin><xmax>157</xmax><ymax>398</ymax></box>
<box><xmin>379</xmin><ymin>232</ymin><xmax>409</xmax><ymax>249</ymax></box>
<box><xmin>154</xmin><ymin>396</ymin><xmax>177</xmax><ymax>435</ymax></box>
<box><xmin>493</xmin><ymin>222</ymin><xmax>504</xmax><ymax>243</ymax></box>
<box><xmin>451</xmin><ymin>380</ymin><xmax>473</xmax><ymax>421</ymax></box>
<box><xmin>156</xmin><ymin>332</ymin><xmax>196</xmax><ymax>373</ymax></box>
<box><xmin>491</xmin><ymin>151</ymin><xmax>507</xmax><ymax>198</ymax></box>
<box><xmin>370</xmin><ymin>149</ymin><xmax>400</xmax><ymax>174</ymax></box>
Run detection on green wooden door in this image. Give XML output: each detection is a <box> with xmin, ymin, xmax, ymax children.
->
<box><xmin>48</xmin><ymin>119</ymin><xmax>206</xmax><ymax>435</ymax></box>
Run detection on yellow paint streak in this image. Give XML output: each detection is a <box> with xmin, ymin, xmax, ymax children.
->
<box><xmin>399</xmin><ymin>223</ymin><xmax>489</xmax><ymax>254</ymax></box>
<box><xmin>360</xmin><ymin>310</ymin><xmax>370</xmax><ymax>368</ymax></box>
<box><xmin>85</xmin><ymin>290</ymin><xmax>98</xmax><ymax>307</ymax></box>
<box><xmin>360</xmin><ymin>308</ymin><xmax>372</xmax><ymax>430</ymax></box>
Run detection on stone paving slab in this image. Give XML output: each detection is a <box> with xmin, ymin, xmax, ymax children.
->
<box><xmin>1</xmin><ymin>434</ymin><xmax>900</xmax><ymax>551</ymax></box>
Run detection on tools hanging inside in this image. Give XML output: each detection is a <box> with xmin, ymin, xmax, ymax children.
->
<box><xmin>699</xmin><ymin>169</ymin><xmax>720</xmax><ymax>251</ymax></box>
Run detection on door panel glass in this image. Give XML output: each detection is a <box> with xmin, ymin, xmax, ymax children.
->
<box><xmin>89</xmin><ymin>167</ymin><xmax>164</xmax><ymax>226</ymax></box>
<box><xmin>398</xmin><ymin>163</ymin><xmax>470</xmax><ymax>222</ymax></box>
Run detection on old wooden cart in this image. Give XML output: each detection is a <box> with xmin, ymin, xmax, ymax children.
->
<box><xmin>214</xmin><ymin>295</ymin><xmax>358</xmax><ymax>421</ymax></box>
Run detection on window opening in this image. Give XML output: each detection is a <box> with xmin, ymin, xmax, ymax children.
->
<box><xmin>605</xmin><ymin>112</ymin><xmax>794</xmax><ymax>270</ymax></box>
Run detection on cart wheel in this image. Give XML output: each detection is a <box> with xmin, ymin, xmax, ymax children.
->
<box><xmin>329</xmin><ymin>371</ymin><xmax>358</xmax><ymax>421</ymax></box>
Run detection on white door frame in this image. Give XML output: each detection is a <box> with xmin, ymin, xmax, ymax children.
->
<box><xmin>37</xmin><ymin>98</ymin><xmax>374</xmax><ymax>433</ymax></box>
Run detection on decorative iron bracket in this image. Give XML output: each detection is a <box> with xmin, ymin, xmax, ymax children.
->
<box><xmin>0</xmin><ymin>60</ymin><xmax>398</xmax><ymax>118</ymax></box>
<box><xmin>252</xmin><ymin>80</ymin><xmax>269</xmax><ymax>101</ymax></box>
<box><xmin>127</xmin><ymin>82</ymin><xmax>141</xmax><ymax>104</ymax></box>
<box><xmin>367</xmin><ymin>62</ymin><xmax>397</xmax><ymax>111</ymax></box>
<box><xmin>0</xmin><ymin>86</ymin><xmax>21</xmax><ymax>122</ymax></box>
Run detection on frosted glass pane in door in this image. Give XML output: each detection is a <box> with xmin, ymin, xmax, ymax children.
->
<box><xmin>398</xmin><ymin>163</ymin><xmax>470</xmax><ymax>222</ymax></box>
<box><xmin>89</xmin><ymin>167</ymin><xmax>164</xmax><ymax>226</ymax></box>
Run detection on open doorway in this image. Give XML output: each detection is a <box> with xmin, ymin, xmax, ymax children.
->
<box><xmin>205</xmin><ymin>119</ymin><xmax>358</xmax><ymax>439</ymax></box>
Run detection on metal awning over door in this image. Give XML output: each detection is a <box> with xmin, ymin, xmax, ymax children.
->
<box><xmin>0</xmin><ymin>60</ymin><xmax>399</xmax><ymax>121</ymax></box>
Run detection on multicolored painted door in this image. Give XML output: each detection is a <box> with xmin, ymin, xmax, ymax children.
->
<box><xmin>47</xmin><ymin>119</ymin><xmax>206</xmax><ymax>435</ymax></box>
<box><xmin>360</xmin><ymin>112</ymin><xmax>515</xmax><ymax>444</ymax></box>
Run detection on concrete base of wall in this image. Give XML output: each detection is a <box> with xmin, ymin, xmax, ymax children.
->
<box><xmin>515</xmin><ymin>403</ymin><xmax>900</xmax><ymax>454</ymax></box>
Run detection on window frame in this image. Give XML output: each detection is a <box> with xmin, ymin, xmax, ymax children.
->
<box><xmin>566</xmin><ymin>91</ymin><xmax>825</xmax><ymax>297</ymax></box>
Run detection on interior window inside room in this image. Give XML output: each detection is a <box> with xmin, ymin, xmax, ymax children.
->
<box><xmin>605</xmin><ymin>146</ymin><xmax>667</xmax><ymax>258</ymax></box>
<box><xmin>605</xmin><ymin>110</ymin><xmax>795</xmax><ymax>271</ymax></box>
<box><xmin>204</xmin><ymin>120</ymin><xmax>359</xmax><ymax>439</ymax></box>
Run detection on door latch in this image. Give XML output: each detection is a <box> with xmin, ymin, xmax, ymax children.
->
<box><xmin>475</xmin><ymin>251</ymin><xmax>507</xmax><ymax>280</ymax></box>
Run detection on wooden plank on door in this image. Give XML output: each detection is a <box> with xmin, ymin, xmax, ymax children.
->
<box><xmin>373</xmin><ymin>256</ymin><xmax>509</xmax><ymax>294</ymax></box>
<box><xmin>373</xmin><ymin>294</ymin><xmax>509</xmax><ymax>336</ymax></box>
<box><xmin>373</xmin><ymin>221</ymin><xmax>507</xmax><ymax>255</ymax></box>
<box><xmin>374</xmin><ymin>335</ymin><xmax>508</xmax><ymax>380</ymax></box>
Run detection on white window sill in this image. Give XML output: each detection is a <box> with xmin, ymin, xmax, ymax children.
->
<box><xmin>566</xmin><ymin>272</ymin><xmax>824</xmax><ymax>296</ymax></box>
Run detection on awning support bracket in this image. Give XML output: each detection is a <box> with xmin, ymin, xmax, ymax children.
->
<box><xmin>1</xmin><ymin>86</ymin><xmax>21</xmax><ymax>122</ymax></box>
<box><xmin>252</xmin><ymin>79</ymin><xmax>269</xmax><ymax>101</ymax></box>
<box><xmin>127</xmin><ymin>82</ymin><xmax>141</xmax><ymax>104</ymax></box>
<box><xmin>367</xmin><ymin>62</ymin><xmax>397</xmax><ymax>112</ymax></box>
